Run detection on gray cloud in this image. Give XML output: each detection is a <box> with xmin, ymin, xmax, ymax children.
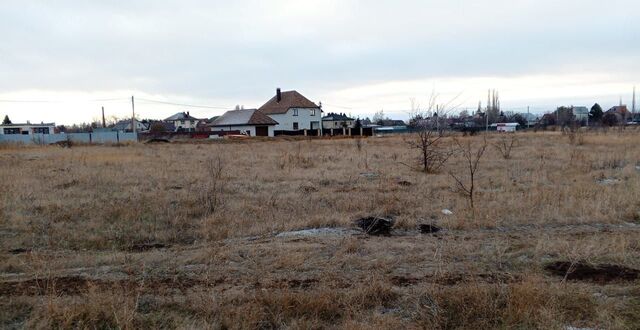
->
<box><xmin>0</xmin><ymin>0</ymin><xmax>638</xmax><ymax>109</ymax></box>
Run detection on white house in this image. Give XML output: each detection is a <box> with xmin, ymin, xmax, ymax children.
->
<box><xmin>208</xmin><ymin>109</ymin><xmax>278</xmax><ymax>137</ymax></box>
<box><xmin>258</xmin><ymin>89</ymin><xmax>322</xmax><ymax>132</ymax></box>
<box><xmin>0</xmin><ymin>122</ymin><xmax>56</xmax><ymax>135</ymax></box>
<box><xmin>164</xmin><ymin>112</ymin><xmax>200</xmax><ymax>132</ymax></box>
<box><xmin>572</xmin><ymin>106</ymin><xmax>589</xmax><ymax>122</ymax></box>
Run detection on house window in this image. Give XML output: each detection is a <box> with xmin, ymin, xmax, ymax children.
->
<box><xmin>293</xmin><ymin>122</ymin><xmax>299</xmax><ymax>130</ymax></box>
<box><xmin>293</xmin><ymin>109</ymin><xmax>298</xmax><ymax>116</ymax></box>
<box><xmin>3</xmin><ymin>128</ymin><xmax>20</xmax><ymax>134</ymax></box>
<box><xmin>311</xmin><ymin>109</ymin><xmax>316</xmax><ymax>116</ymax></box>
<box><xmin>33</xmin><ymin>127</ymin><xmax>50</xmax><ymax>134</ymax></box>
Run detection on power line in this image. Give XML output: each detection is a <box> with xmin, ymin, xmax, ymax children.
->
<box><xmin>136</xmin><ymin>97</ymin><xmax>230</xmax><ymax>109</ymax></box>
<box><xmin>322</xmin><ymin>103</ymin><xmax>353</xmax><ymax>110</ymax></box>
<box><xmin>0</xmin><ymin>97</ymin><xmax>127</xmax><ymax>103</ymax></box>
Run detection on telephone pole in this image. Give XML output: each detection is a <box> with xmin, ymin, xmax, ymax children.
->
<box><xmin>101</xmin><ymin>106</ymin><xmax>106</xmax><ymax>128</ymax></box>
<box><xmin>527</xmin><ymin>106</ymin><xmax>530</xmax><ymax>129</ymax></box>
<box><xmin>131</xmin><ymin>95</ymin><xmax>136</xmax><ymax>134</ymax></box>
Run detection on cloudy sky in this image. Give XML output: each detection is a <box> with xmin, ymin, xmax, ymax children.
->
<box><xmin>1</xmin><ymin>0</ymin><xmax>638</xmax><ymax>124</ymax></box>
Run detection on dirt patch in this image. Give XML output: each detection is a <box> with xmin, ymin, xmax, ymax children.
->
<box><xmin>419</xmin><ymin>224</ymin><xmax>441</xmax><ymax>234</ymax></box>
<box><xmin>545</xmin><ymin>261</ymin><xmax>640</xmax><ymax>283</ymax></box>
<box><xmin>127</xmin><ymin>243</ymin><xmax>170</xmax><ymax>252</ymax></box>
<box><xmin>286</xmin><ymin>278</ymin><xmax>319</xmax><ymax>289</ymax></box>
<box><xmin>55</xmin><ymin>180</ymin><xmax>79</xmax><ymax>189</ymax></box>
<box><xmin>354</xmin><ymin>217</ymin><xmax>394</xmax><ymax>236</ymax></box>
<box><xmin>0</xmin><ymin>275</ymin><xmax>210</xmax><ymax>296</ymax></box>
<box><xmin>298</xmin><ymin>185</ymin><xmax>319</xmax><ymax>193</ymax></box>
<box><xmin>8</xmin><ymin>248</ymin><xmax>31</xmax><ymax>255</ymax></box>
<box><xmin>390</xmin><ymin>272</ymin><xmax>520</xmax><ymax>287</ymax></box>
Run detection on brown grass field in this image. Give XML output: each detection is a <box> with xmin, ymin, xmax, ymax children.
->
<box><xmin>1</xmin><ymin>131</ymin><xmax>640</xmax><ymax>329</ymax></box>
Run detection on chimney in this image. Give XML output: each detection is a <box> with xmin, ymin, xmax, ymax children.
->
<box><xmin>276</xmin><ymin>88</ymin><xmax>282</xmax><ymax>102</ymax></box>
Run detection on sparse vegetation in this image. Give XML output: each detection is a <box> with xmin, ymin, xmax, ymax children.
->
<box><xmin>1</xmin><ymin>131</ymin><xmax>640</xmax><ymax>328</ymax></box>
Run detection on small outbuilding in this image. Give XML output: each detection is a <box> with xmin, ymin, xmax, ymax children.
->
<box><xmin>491</xmin><ymin>122</ymin><xmax>519</xmax><ymax>132</ymax></box>
<box><xmin>208</xmin><ymin>109</ymin><xmax>278</xmax><ymax>137</ymax></box>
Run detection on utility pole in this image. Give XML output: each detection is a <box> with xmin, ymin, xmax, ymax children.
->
<box><xmin>633</xmin><ymin>86</ymin><xmax>636</xmax><ymax>119</ymax></box>
<box><xmin>527</xmin><ymin>106</ymin><xmax>530</xmax><ymax>129</ymax></box>
<box><xmin>131</xmin><ymin>95</ymin><xmax>136</xmax><ymax>134</ymax></box>
<box><xmin>101</xmin><ymin>106</ymin><xmax>106</xmax><ymax>128</ymax></box>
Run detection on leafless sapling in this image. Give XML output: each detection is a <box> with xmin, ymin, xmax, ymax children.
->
<box><xmin>493</xmin><ymin>134</ymin><xmax>517</xmax><ymax>159</ymax></box>
<box><xmin>449</xmin><ymin>137</ymin><xmax>488</xmax><ymax>213</ymax></box>
<box><xmin>405</xmin><ymin>94</ymin><xmax>460</xmax><ymax>173</ymax></box>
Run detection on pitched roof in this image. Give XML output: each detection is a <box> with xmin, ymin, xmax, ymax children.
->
<box><xmin>164</xmin><ymin>112</ymin><xmax>199</xmax><ymax>121</ymax></box>
<box><xmin>209</xmin><ymin>109</ymin><xmax>278</xmax><ymax>127</ymax></box>
<box><xmin>322</xmin><ymin>112</ymin><xmax>354</xmax><ymax>121</ymax></box>
<box><xmin>258</xmin><ymin>90</ymin><xmax>320</xmax><ymax>115</ymax></box>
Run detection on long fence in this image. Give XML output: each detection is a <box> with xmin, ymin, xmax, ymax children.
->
<box><xmin>0</xmin><ymin>131</ymin><xmax>138</xmax><ymax>144</ymax></box>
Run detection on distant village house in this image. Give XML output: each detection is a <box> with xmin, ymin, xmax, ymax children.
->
<box><xmin>258</xmin><ymin>89</ymin><xmax>322</xmax><ymax>132</ymax></box>
<box><xmin>322</xmin><ymin>112</ymin><xmax>355</xmax><ymax>129</ymax></box>
<box><xmin>164</xmin><ymin>112</ymin><xmax>200</xmax><ymax>132</ymax></box>
<box><xmin>0</xmin><ymin>122</ymin><xmax>56</xmax><ymax>135</ymax></box>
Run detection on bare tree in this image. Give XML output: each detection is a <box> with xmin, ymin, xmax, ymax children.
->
<box><xmin>493</xmin><ymin>134</ymin><xmax>517</xmax><ymax>159</ymax></box>
<box><xmin>449</xmin><ymin>137</ymin><xmax>488</xmax><ymax>213</ymax></box>
<box><xmin>405</xmin><ymin>92</ymin><xmax>460</xmax><ymax>173</ymax></box>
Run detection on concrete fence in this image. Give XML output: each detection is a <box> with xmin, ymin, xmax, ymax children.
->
<box><xmin>0</xmin><ymin>132</ymin><xmax>138</xmax><ymax>145</ymax></box>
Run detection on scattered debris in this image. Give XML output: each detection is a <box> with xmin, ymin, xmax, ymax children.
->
<box><xmin>397</xmin><ymin>180</ymin><xmax>412</xmax><ymax>186</ymax></box>
<box><xmin>168</xmin><ymin>185</ymin><xmax>183</xmax><ymax>190</ymax></box>
<box><xmin>545</xmin><ymin>261</ymin><xmax>639</xmax><ymax>283</ymax></box>
<box><xmin>419</xmin><ymin>224</ymin><xmax>441</xmax><ymax>234</ymax></box>
<box><xmin>8</xmin><ymin>248</ymin><xmax>30</xmax><ymax>254</ymax></box>
<box><xmin>128</xmin><ymin>243</ymin><xmax>170</xmax><ymax>252</ymax></box>
<box><xmin>441</xmin><ymin>209</ymin><xmax>453</xmax><ymax>215</ymax></box>
<box><xmin>359</xmin><ymin>172</ymin><xmax>379</xmax><ymax>180</ymax></box>
<box><xmin>354</xmin><ymin>216</ymin><xmax>395</xmax><ymax>236</ymax></box>
<box><xmin>596</xmin><ymin>178</ymin><xmax>620</xmax><ymax>186</ymax></box>
<box><xmin>276</xmin><ymin>227</ymin><xmax>357</xmax><ymax>238</ymax></box>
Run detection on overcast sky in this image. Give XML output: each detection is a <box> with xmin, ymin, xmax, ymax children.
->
<box><xmin>1</xmin><ymin>0</ymin><xmax>638</xmax><ymax>124</ymax></box>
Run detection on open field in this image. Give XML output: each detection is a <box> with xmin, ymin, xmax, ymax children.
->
<box><xmin>1</xmin><ymin>131</ymin><xmax>640</xmax><ymax>329</ymax></box>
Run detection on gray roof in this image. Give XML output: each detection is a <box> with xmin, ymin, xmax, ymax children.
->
<box><xmin>322</xmin><ymin>112</ymin><xmax>354</xmax><ymax>121</ymax></box>
<box><xmin>210</xmin><ymin>109</ymin><xmax>278</xmax><ymax>127</ymax></box>
<box><xmin>164</xmin><ymin>112</ymin><xmax>199</xmax><ymax>121</ymax></box>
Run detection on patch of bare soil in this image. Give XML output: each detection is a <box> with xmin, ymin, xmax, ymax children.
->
<box><xmin>0</xmin><ymin>275</ymin><xmax>209</xmax><ymax>296</ymax></box>
<box><xmin>545</xmin><ymin>261</ymin><xmax>640</xmax><ymax>283</ymax></box>
<box><xmin>127</xmin><ymin>243</ymin><xmax>170</xmax><ymax>252</ymax></box>
<box><xmin>390</xmin><ymin>272</ymin><xmax>520</xmax><ymax>286</ymax></box>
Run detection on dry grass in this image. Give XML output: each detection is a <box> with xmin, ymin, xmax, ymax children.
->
<box><xmin>1</xmin><ymin>131</ymin><xmax>640</xmax><ymax>329</ymax></box>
